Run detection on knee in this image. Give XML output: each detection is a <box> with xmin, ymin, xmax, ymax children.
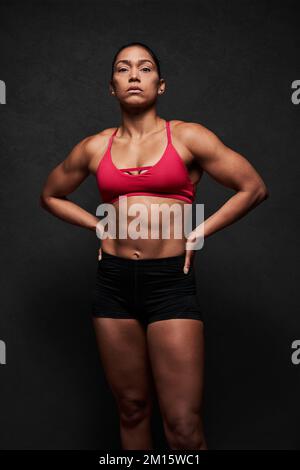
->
<box><xmin>164</xmin><ymin>414</ymin><xmax>205</xmax><ymax>450</ymax></box>
<box><xmin>118</xmin><ymin>395</ymin><xmax>152</xmax><ymax>428</ymax></box>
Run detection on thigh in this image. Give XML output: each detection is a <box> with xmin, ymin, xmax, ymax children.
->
<box><xmin>146</xmin><ymin>319</ymin><xmax>205</xmax><ymax>419</ymax></box>
<box><xmin>141</xmin><ymin>256</ymin><xmax>203</xmax><ymax>324</ymax></box>
<box><xmin>92</xmin><ymin>317</ymin><xmax>155</xmax><ymax>404</ymax></box>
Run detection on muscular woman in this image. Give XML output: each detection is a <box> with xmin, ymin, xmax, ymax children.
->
<box><xmin>40</xmin><ymin>41</ymin><xmax>269</xmax><ymax>450</ymax></box>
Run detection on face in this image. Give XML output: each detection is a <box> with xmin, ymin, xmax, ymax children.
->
<box><xmin>110</xmin><ymin>46</ymin><xmax>165</xmax><ymax>107</ymax></box>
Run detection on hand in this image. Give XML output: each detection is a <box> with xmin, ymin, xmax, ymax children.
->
<box><xmin>183</xmin><ymin>247</ymin><xmax>196</xmax><ymax>274</ymax></box>
<box><xmin>183</xmin><ymin>229</ymin><xmax>200</xmax><ymax>274</ymax></box>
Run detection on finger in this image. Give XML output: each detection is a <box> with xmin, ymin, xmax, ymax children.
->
<box><xmin>98</xmin><ymin>247</ymin><xmax>102</xmax><ymax>260</ymax></box>
<box><xmin>183</xmin><ymin>252</ymin><xmax>192</xmax><ymax>274</ymax></box>
<box><xmin>184</xmin><ymin>251</ymin><xmax>196</xmax><ymax>273</ymax></box>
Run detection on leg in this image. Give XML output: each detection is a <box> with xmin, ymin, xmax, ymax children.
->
<box><xmin>146</xmin><ymin>319</ymin><xmax>207</xmax><ymax>450</ymax></box>
<box><xmin>92</xmin><ymin>317</ymin><xmax>155</xmax><ymax>450</ymax></box>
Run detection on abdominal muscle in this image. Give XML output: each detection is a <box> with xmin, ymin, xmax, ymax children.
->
<box><xmin>100</xmin><ymin>195</ymin><xmax>192</xmax><ymax>260</ymax></box>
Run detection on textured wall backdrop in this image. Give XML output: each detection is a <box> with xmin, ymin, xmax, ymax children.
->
<box><xmin>0</xmin><ymin>0</ymin><xmax>299</xmax><ymax>450</ymax></box>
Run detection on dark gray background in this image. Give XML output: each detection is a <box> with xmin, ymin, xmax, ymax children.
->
<box><xmin>0</xmin><ymin>0</ymin><xmax>299</xmax><ymax>450</ymax></box>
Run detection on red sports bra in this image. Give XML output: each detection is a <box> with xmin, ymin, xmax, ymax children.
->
<box><xmin>96</xmin><ymin>120</ymin><xmax>196</xmax><ymax>204</ymax></box>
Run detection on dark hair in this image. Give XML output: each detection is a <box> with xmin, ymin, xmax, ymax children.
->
<box><xmin>110</xmin><ymin>41</ymin><xmax>161</xmax><ymax>81</ymax></box>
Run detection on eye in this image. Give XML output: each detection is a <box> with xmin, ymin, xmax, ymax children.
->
<box><xmin>117</xmin><ymin>66</ymin><xmax>151</xmax><ymax>73</ymax></box>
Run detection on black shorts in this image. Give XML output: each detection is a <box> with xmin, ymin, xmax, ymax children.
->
<box><xmin>91</xmin><ymin>250</ymin><xmax>204</xmax><ymax>327</ymax></box>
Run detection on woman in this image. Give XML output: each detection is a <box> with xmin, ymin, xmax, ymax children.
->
<box><xmin>40</xmin><ymin>41</ymin><xmax>269</xmax><ymax>450</ymax></box>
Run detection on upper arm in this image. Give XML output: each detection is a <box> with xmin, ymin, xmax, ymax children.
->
<box><xmin>40</xmin><ymin>136</ymin><xmax>94</xmax><ymax>200</ymax></box>
<box><xmin>182</xmin><ymin>122</ymin><xmax>269</xmax><ymax>195</ymax></box>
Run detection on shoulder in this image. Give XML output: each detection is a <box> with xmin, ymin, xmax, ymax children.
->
<box><xmin>82</xmin><ymin>126</ymin><xmax>117</xmax><ymax>156</ymax></box>
<box><xmin>69</xmin><ymin>127</ymin><xmax>117</xmax><ymax>172</ymax></box>
<box><xmin>170</xmin><ymin>119</ymin><xmax>223</xmax><ymax>157</ymax></box>
<box><xmin>170</xmin><ymin>119</ymin><xmax>219</xmax><ymax>144</ymax></box>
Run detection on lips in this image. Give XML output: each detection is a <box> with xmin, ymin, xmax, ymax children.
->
<box><xmin>127</xmin><ymin>87</ymin><xmax>142</xmax><ymax>91</ymax></box>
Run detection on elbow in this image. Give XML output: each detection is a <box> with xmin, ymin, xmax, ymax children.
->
<box><xmin>40</xmin><ymin>194</ymin><xmax>51</xmax><ymax>210</ymax></box>
<box><xmin>40</xmin><ymin>194</ymin><xmax>67</xmax><ymax>210</ymax></box>
<box><xmin>254</xmin><ymin>184</ymin><xmax>270</xmax><ymax>203</ymax></box>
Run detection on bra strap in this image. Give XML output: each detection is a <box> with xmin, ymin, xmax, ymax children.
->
<box><xmin>108</xmin><ymin>127</ymin><xmax>118</xmax><ymax>150</ymax></box>
<box><xmin>166</xmin><ymin>120</ymin><xmax>172</xmax><ymax>145</ymax></box>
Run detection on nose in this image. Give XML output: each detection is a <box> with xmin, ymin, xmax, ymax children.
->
<box><xmin>128</xmin><ymin>67</ymin><xmax>141</xmax><ymax>81</ymax></box>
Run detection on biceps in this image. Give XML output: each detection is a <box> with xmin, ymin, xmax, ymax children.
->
<box><xmin>41</xmin><ymin>161</ymin><xmax>89</xmax><ymax>198</ymax></box>
<box><xmin>200</xmin><ymin>142</ymin><xmax>264</xmax><ymax>192</ymax></box>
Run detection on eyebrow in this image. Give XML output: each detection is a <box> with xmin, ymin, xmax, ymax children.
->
<box><xmin>115</xmin><ymin>59</ymin><xmax>154</xmax><ymax>66</ymax></box>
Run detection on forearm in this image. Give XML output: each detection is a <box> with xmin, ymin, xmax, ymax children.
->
<box><xmin>193</xmin><ymin>188</ymin><xmax>268</xmax><ymax>242</ymax></box>
<box><xmin>40</xmin><ymin>196</ymin><xmax>99</xmax><ymax>232</ymax></box>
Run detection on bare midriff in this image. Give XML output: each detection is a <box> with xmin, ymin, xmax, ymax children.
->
<box><xmin>100</xmin><ymin>195</ymin><xmax>192</xmax><ymax>260</ymax></box>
